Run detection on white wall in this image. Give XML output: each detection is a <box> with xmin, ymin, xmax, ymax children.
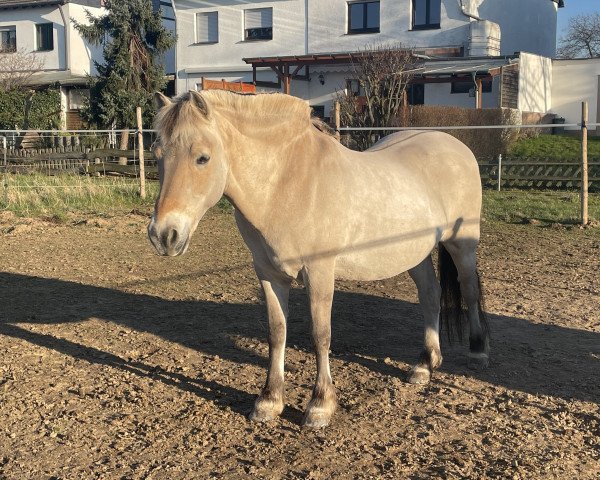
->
<box><xmin>308</xmin><ymin>0</ymin><xmax>469</xmax><ymax>54</ymax></box>
<box><xmin>479</xmin><ymin>0</ymin><xmax>559</xmax><ymax>58</ymax></box>
<box><xmin>0</xmin><ymin>4</ymin><xmax>104</xmax><ymax>75</ymax></box>
<box><xmin>0</xmin><ymin>6</ymin><xmax>66</xmax><ymax>70</ymax></box>
<box><xmin>518</xmin><ymin>52</ymin><xmax>552</xmax><ymax>113</ymax></box>
<box><xmin>174</xmin><ymin>0</ymin><xmax>306</xmax><ymax>94</ymax></box>
<box><xmin>425</xmin><ymin>77</ymin><xmax>499</xmax><ymax>109</ymax></box>
<box><xmin>552</xmin><ymin>58</ymin><xmax>600</xmax><ymax>130</ymax></box>
<box><xmin>66</xmin><ymin>3</ymin><xmax>105</xmax><ymax>76</ymax></box>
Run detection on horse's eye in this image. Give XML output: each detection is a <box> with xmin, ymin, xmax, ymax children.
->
<box><xmin>196</xmin><ymin>154</ymin><xmax>210</xmax><ymax>165</ymax></box>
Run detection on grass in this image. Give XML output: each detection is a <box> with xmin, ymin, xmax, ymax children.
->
<box><xmin>0</xmin><ymin>174</ymin><xmax>598</xmax><ymax>229</ymax></box>
<box><xmin>0</xmin><ymin>173</ymin><xmax>233</xmax><ymax>219</ymax></box>
<box><xmin>509</xmin><ymin>134</ymin><xmax>600</xmax><ymax>160</ymax></box>
<box><xmin>0</xmin><ymin>174</ymin><xmax>159</xmax><ymax>218</ymax></box>
<box><xmin>482</xmin><ymin>190</ymin><xmax>600</xmax><ymax>225</ymax></box>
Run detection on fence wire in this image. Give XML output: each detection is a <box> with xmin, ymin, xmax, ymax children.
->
<box><xmin>0</xmin><ymin>124</ymin><xmax>598</xmax><ymax>198</ymax></box>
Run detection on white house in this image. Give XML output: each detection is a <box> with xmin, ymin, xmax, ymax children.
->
<box><xmin>172</xmin><ymin>0</ymin><xmax>563</xmax><ymax>117</ymax></box>
<box><xmin>0</xmin><ymin>0</ymin><xmax>104</xmax><ymax>128</ymax></box>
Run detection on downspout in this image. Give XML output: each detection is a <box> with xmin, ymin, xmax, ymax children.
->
<box><xmin>305</xmin><ymin>0</ymin><xmax>309</xmax><ymax>55</ymax></box>
<box><xmin>172</xmin><ymin>0</ymin><xmax>179</xmax><ymax>94</ymax></box>
<box><xmin>58</xmin><ymin>3</ymin><xmax>70</xmax><ymax>71</ymax></box>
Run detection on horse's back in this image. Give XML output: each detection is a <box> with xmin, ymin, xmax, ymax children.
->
<box><xmin>367</xmin><ymin>130</ymin><xmax>482</xmax><ymax>217</ymax></box>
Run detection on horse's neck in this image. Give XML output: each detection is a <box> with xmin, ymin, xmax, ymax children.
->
<box><xmin>221</xmin><ymin>119</ymin><xmax>316</xmax><ymax>229</ymax></box>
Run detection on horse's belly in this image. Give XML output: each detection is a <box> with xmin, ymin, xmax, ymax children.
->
<box><xmin>333</xmin><ymin>234</ymin><xmax>437</xmax><ymax>281</ymax></box>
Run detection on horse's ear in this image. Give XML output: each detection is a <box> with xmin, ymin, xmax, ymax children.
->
<box><xmin>189</xmin><ymin>90</ymin><xmax>210</xmax><ymax>117</ymax></box>
<box><xmin>154</xmin><ymin>92</ymin><xmax>172</xmax><ymax>110</ymax></box>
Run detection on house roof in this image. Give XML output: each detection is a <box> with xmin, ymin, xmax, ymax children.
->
<box><xmin>0</xmin><ymin>0</ymin><xmax>101</xmax><ymax>9</ymax></box>
<box><xmin>0</xmin><ymin>0</ymin><xmax>65</xmax><ymax>9</ymax></box>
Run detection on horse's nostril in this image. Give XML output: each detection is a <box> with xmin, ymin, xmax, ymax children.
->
<box><xmin>162</xmin><ymin>228</ymin><xmax>179</xmax><ymax>249</ymax></box>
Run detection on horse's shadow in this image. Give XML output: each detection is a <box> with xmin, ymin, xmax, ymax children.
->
<box><xmin>1</xmin><ymin>272</ymin><xmax>598</xmax><ymax>415</ymax></box>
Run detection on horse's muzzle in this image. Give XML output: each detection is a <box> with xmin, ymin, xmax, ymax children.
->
<box><xmin>148</xmin><ymin>220</ymin><xmax>190</xmax><ymax>257</ymax></box>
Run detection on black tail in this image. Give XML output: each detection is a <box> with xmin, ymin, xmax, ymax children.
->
<box><xmin>438</xmin><ymin>244</ymin><xmax>489</xmax><ymax>345</ymax></box>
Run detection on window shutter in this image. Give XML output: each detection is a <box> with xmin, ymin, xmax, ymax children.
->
<box><xmin>196</xmin><ymin>12</ymin><xmax>218</xmax><ymax>43</ymax></box>
<box><xmin>245</xmin><ymin>8</ymin><xmax>272</xmax><ymax>29</ymax></box>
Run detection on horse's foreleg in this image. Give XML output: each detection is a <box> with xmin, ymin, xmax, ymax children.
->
<box><xmin>302</xmin><ymin>261</ymin><xmax>337</xmax><ymax>429</ymax></box>
<box><xmin>249</xmin><ymin>276</ymin><xmax>291</xmax><ymax>422</ymax></box>
<box><xmin>408</xmin><ymin>256</ymin><xmax>442</xmax><ymax>384</ymax></box>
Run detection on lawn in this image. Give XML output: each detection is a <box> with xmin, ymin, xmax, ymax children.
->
<box><xmin>509</xmin><ymin>134</ymin><xmax>600</xmax><ymax>160</ymax></box>
<box><xmin>1</xmin><ymin>174</ymin><xmax>598</xmax><ymax>229</ymax></box>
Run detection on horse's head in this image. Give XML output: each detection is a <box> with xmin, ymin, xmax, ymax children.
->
<box><xmin>148</xmin><ymin>91</ymin><xmax>228</xmax><ymax>256</ymax></box>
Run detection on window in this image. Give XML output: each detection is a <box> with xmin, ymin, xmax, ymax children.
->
<box><xmin>311</xmin><ymin>105</ymin><xmax>325</xmax><ymax>120</ymax></box>
<box><xmin>412</xmin><ymin>0</ymin><xmax>441</xmax><ymax>30</ymax></box>
<box><xmin>196</xmin><ymin>12</ymin><xmax>218</xmax><ymax>43</ymax></box>
<box><xmin>68</xmin><ymin>89</ymin><xmax>89</xmax><ymax>110</ymax></box>
<box><xmin>451</xmin><ymin>78</ymin><xmax>492</xmax><ymax>94</ymax></box>
<box><xmin>348</xmin><ymin>1</ymin><xmax>380</xmax><ymax>34</ymax></box>
<box><xmin>244</xmin><ymin>8</ymin><xmax>272</xmax><ymax>41</ymax></box>
<box><xmin>346</xmin><ymin>79</ymin><xmax>362</xmax><ymax>96</ymax></box>
<box><xmin>407</xmin><ymin>83</ymin><xmax>424</xmax><ymax>105</ymax></box>
<box><xmin>36</xmin><ymin>23</ymin><xmax>53</xmax><ymax>51</ymax></box>
<box><xmin>0</xmin><ymin>26</ymin><xmax>16</xmax><ymax>52</ymax></box>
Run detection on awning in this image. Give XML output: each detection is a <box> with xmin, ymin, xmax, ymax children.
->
<box><xmin>25</xmin><ymin>70</ymin><xmax>88</xmax><ymax>87</ymax></box>
<box><xmin>412</xmin><ymin>57</ymin><xmax>518</xmax><ymax>77</ymax></box>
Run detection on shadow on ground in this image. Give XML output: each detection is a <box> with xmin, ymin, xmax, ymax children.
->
<box><xmin>1</xmin><ymin>272</ymin><xmax>598</xmax><ymax>410</ymax></box>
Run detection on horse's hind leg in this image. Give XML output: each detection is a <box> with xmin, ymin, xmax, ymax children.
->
<box><xmin>249</xmin><ymin>275</ymin><xmax>291</xmax><ymax>422</ymax></box>
<box><xmin>408</xmin><ymin>256</ymin><xmax>442</xmax><ymax>385</ymax></box>
<box><xmin>443</xmin><ymin>239</ymin><xmax>490</xmax><ymax>369</ymax></box>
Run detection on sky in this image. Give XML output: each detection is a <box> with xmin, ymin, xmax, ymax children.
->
<box><xmin>556</xmin><ymin>0</ymin><xmax>600</xmax><ymax>39</ymax></box>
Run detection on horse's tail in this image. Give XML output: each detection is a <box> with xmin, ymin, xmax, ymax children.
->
<box><xmin>438</xmin><ymin>244</ymin><xmax>489</xmax><ymax>345</ymax></box>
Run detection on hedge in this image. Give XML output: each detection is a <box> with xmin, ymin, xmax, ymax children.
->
<box><xmin>0</xmin><ymin>88</ymin><xmax>61</xmax><ymax>130</ymax></box>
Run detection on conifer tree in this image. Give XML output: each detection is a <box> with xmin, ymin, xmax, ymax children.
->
<box><xmin>74</xmin><ymin>0</ymin><xmax>176</xmax><ymax>131</ymax></box>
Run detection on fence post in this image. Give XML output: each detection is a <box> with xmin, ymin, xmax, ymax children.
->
<box><xmin>1</xmin><ymin>136</ymin><xmax>7</xmax><ymax>206</ymax></box>
<box><xmin>497</xmin><ymin>153</ymin><xmax>502</xmax><ymax>192</ymax></box>
<box><xmin>136</xmin><ymin>107</ymin><xmax>146</xmax><ymax>200</ymax></box>
<box><xmin>581</xmin><ymin>102</ymin><xmax>588</xmax><ymax>226</ymax></box>
<box><xmin>334</xmin><ymin>101</ymin><xmax>341</xmax><ymax>142</ymax></box>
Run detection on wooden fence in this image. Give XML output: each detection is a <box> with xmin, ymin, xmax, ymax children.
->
<box><xmin>2</xmin><ymin>145</ymin><xmax>157</xmax><ymax>178</ymax></box>
<box><xmin>478</xmin><ymin>157</ymin><xmax>600</xmax><ymax>191</ymax></box>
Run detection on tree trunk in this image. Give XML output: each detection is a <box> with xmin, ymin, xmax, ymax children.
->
<box><xmin>118</xmin><ymin>129</ymin><xmax>129</xmax><ymax>165</ymax></box>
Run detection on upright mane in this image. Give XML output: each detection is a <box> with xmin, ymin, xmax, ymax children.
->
<box><xmin>154</xmin><ymin>90</ymin><xmax>314</xmax><ymax>144</ymax></box>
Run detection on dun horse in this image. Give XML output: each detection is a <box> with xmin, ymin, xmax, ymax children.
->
<box><xmin>148</xmin><ymin>90</ymin><xmax>489</xmax><ymax>428</ymax></box>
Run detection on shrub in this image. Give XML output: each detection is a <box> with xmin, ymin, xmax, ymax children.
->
<box><xmin>395</xmin><ymin>105</ymin><xmax>522</xmax><ymax>159</ymax></box>
<box><xmin>0</xmin><ymin>88</ymin><xmax>61</xmax><ymax>130</ymax></box>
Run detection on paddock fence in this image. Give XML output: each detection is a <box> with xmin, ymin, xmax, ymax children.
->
<box><xmin>0</xmin><ymin>129</ymin><xmax>159</xmax><ymax>178</ymax></box>
<box><xmin>1</xmin><ymin>115</ymin><xmax>598</xmax><ymax>223</ymax></box>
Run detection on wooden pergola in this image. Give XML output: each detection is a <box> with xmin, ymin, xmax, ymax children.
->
<box><xmin>243</xmin><ymin>53</ymin><xmax>361</xmax><ymax>94</ymax></box>
<box><xmin>243</xmin><ymin>50</ymin><xmax>516</xmax><ymax>109</ymax></box>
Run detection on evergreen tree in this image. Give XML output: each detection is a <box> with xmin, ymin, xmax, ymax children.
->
<box><xmin>74</xmin><ymin>0</ymin><xmax>176</xmax><ymax>129</ymax></box>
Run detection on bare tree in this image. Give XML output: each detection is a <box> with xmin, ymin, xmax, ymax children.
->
<box><xmin>335</xmin><ymin>44</ymin><xmax>420</xmax><ymax>151</ymax></box>
<box><xmin>0</xmin><ymin>48</ymin><xmax>44</xmax><ymax>91</ymax></box>
<box><xmin>557</xmin><ymin>13</ymin><xmax>600</xmax><ymax>59</ymax></box>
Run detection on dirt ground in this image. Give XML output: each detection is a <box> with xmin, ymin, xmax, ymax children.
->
<box><xmin>0</xmin><ymin>209</ymin><xmax>598</xmax><ymax>479</ymax></box>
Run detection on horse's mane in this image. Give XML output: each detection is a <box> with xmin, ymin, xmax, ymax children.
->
<box><xmin>155</xmin><ymin>90</ymin><xmax>317</xmax><ymax>144</ymax></box>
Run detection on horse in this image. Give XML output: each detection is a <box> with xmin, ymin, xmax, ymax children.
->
<box><xmin>148</xmin><ymin>90</ymin><xmax>489</xmax><ymax>429</ymax></box>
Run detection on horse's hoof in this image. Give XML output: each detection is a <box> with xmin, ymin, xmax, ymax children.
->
<box><xmin>249</xmin><ymin>396</ymin><xmax>284</xmax><ymax>423</ymax></box>
<box><xmin>468</xmin><ymin>352</ymin><xmax>489</xmax><ymax>370</ymax></box>
<box><xmin>408</xmin><ymin>364</ymin><xmax>431</xmax><ymax>385</ymax></box>
<box><xmin>302</xmin><ymin>393</ymin><xmax>336</xmax><ymax>429</ymax></box>
<box><xmin>302</xmin><ymin>409</ymin><xmax>333</xmax><ymax>429</ymax></box>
